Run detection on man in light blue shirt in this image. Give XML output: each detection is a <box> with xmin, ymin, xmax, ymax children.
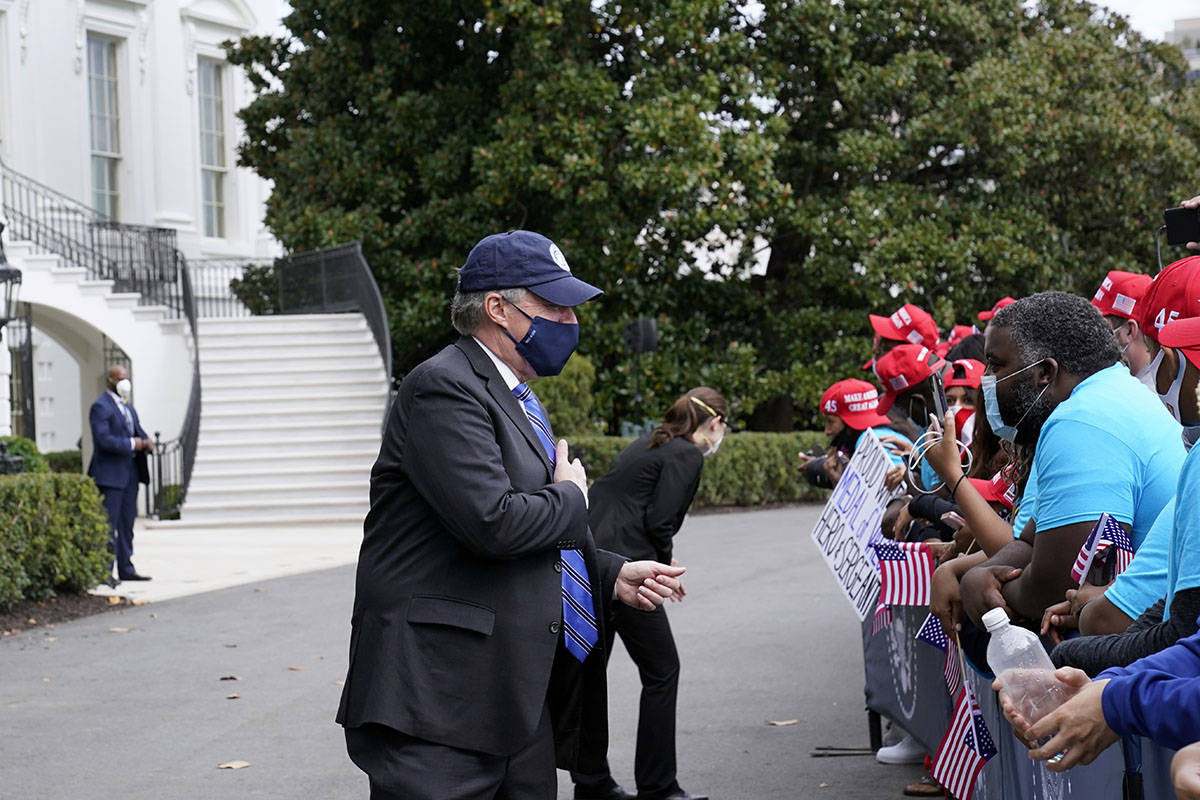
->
<box><xmin>959</xmin><ymin>292</ymin><xmax>1185</xmax><ymax>628</ymax></box>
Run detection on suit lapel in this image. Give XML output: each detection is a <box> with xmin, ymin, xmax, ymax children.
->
<box><xmin>455</xmin><ymin>337</ymin><xmax>554</xmax><ymax>476</ymax></box>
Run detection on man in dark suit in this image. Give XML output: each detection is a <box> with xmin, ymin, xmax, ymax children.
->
<box><xmin>337</xmin><ymin>230</ymin><xmax>685</xmax><ymax>800</ymax></box>
<box><xmin>87</xmin><ymin>365</ymin><xmax>152</xmax><ymax>585</ymax></box>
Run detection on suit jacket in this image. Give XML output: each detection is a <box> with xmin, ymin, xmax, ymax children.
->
<box><xmin>336</xmin><ymin>336</ymin><xmax>623</xmax><ymax>768</ymax></box>
<box><xmin>87</xmin><ymin>393</ymin><xmax>150</xmax><ymax>489</ymax></box>
<box><xmin>588</xmin><ymin>433</ymin><xmax>704</xmax><ymax>564</ymax></box>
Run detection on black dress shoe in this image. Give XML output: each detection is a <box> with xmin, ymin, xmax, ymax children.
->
<box><xmin>118</xmin><ymin>573</ymin><xmax>152</xmax><ymax>581</ymax></box>
<box><xmin>655</xmin><ymin>792</ymin><xmax>709</xmax><ymax>800</ymax></box>
<box><xmin>575</xmin><ymin>786</ymin><xmax>636</xmax><ymax>800</ymax></box>
<box><xmin>103</xmin><ymin>576</ymin><xmax>121</xmax><ymax>589</ymax></box>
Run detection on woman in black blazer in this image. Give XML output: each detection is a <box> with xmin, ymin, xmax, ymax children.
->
<box><xmin>571</xmin><ymin>387</ymin><xmax>727</xmax><ymax>800</ymax></box>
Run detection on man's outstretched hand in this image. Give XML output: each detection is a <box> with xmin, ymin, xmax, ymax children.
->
<box><xmin>616</xmin><ymin>561</ymin><xmax>686</xmax><ymax>611</ymax></box>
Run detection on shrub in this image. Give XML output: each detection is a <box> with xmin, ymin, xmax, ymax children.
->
<box><xmin>45</xmin><ymin>450</ymin><xmax>84</xmax><ymax>474</ymax></box>
<box><xmin>0</xmin><ymin>435</ymin><xmax>49</xmax><ymax>473</ymax></box>
<box><xmin>536</xmin><ymin>353</ymin><xmax>602</xmax><ymax>438</ymax></box>
<box><xmin>569</xmin><ymin>431</ymin><xmax>830</xmax><ymax>509</ymax></box>
<box><xmin>0</xmin><ymin>473</ymin><xmax>111</xmax><ymax>610</ymax></box>
<box><xmin>230</xmin><ymin>263</ymin><xmax>280</xmax><ymax>315</ymax></box>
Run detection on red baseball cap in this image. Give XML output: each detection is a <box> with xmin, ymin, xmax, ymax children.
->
<box><xmin>947</xmin><ymin>324</ymin><xmax>978</xmax><ymax>347</ymax></box>
<box><xmin>819</xmin><ymin>379</ymin><xmax>893</xmax><ymax>430</ymax></box>
<box><xmin>969</xmin><ymin>471</ymin><xmax>1016</xmax><ymax>510</ymax></box>
<box><xmin>1138</xmin><ymin>256</ymin><xmax>1200</xmax><ymax>342</ymax></box>
<box><xmin>875</xmin><ymin>344</ymin><xmax>947</xmax><ymax>413</ymax></box>
<box><xmin>1091</xmin><ymin>270</ymin><xmax>1153</xmax><ymax>320</ymax></box>
<box><xmin>1160</xmin><ymin>316</ymin><xmax>1200</xmax><ymax>370</ymax></box>
<box><xmin>869</xmin><ymin>304</ymin><xmax>940</xmax><ymax>347</ymax></box>
<box><xmin>944</xmin><ymin>358</ymin><xmax>985</xmax><ymax>389</ymax></box>
<box><xmin>977</xmin><ymin>296</ymin><xmax>1016</xmax><ymax>321</ymax></box>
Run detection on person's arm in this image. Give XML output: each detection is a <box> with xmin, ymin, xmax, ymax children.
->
<box><xmin>923</xmin><ymin>410</ymin><xmax>1017</xmax><ymax>556</ymax></box>
<box><xmin>642</xmin><ymin>448</ymin><xmax>703</xmax><ymax>564</ymax></box>
<box><xmin>929</xmin><ymin>550</ymin><xmax>988</xmax><ymax>632</ymax></box>
<box><xmin>960</xmin><ymin>539</ymin><xmax>1032</xmax><ymax>626</ymax></box>
<box><xmin>1049</xmin><ymin>596</ymin><xmax>1194</xmax><ymax>677</ymax></box>
<box><xmin>999</xmin><ymin>519</ymin><xmax>1104</xmax><ymax>622</ymax></box>
<box><xmin>89</xmin><ymin>403</ymin><xmax>134</xmax><ymax>455</ymax></box>
<box><xmin>1077</xmin><ymin>593</ymin><xmax>1137</xmax><ymax>636</ymax></box>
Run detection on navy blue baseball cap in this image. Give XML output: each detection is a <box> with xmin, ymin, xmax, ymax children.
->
<box><xmin>457</xmin><ymin>230</ymin><xmax>603</xmax><ymax>307</ymax></box>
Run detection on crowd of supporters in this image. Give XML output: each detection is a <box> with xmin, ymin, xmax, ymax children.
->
<box><xmin>802</xmin><ymin>193</ymin><xmax>1200</xmax><ymax>799</ymax></box>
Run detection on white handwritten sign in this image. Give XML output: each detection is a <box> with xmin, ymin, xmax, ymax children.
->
<box><xmin>810</xmin><ymin>429</ymin><xmax>904</xmax><ymax>620</ymax></box>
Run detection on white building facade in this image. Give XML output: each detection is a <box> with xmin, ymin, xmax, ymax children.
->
<box><xmin>0</xmin><ymin>0</ymin><xmax>283</xmax><ymax>452</ymax></box>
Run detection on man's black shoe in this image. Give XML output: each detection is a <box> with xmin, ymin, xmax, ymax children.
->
<box><xmin>575</xmin><ymin>786</ymin><xmax>636</xmax><ymax>800</ymax></box>
<box><xmin>118</xmin><ymin>573</ymin><xmax>152</xmax><ymax>581</ymax></box>
<box><xmin>103</xmin><ymin>576</ymin><xmax>120</xmax><ymax>589</ymax></box>
<box><xmin>649</xmin><ymin>793</ymin><xmax>709</xmax><ymax>800</ymax></box>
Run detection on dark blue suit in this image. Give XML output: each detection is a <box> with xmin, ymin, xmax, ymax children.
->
<box><xmin>87</xmin><ymin>392</ymin><xmax>148</xmax><ymax>578</ymax></box>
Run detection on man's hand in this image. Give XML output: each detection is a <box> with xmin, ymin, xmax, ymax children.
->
<box><xmin>616</xmin><ymin>561</ymin><xmax>686</xmax><ymax>611</ymax></box>
<box><xmin>931</xmin><ymin>560</ymin><xmax>966</xmax><ymax>633</ymax></box>
<box><xmin>892</xmin><ymin>503</ymin><xmax>913</xmax><ymax>540</ymax></box>
<box><xmin>1173</xmin><ymin>741</ymin><xmax>1200</xmax><ymax>800</ymax></box>
<box><xmin>668</xmin><ymin>557</ymin><xmax>686</xmax><ymax>602</ymax></box>
<box><xmin>1024</xmin><ymin>672</ymin><xmax>1117</xmax><ymax>770</ymax></box>
<box><xmin>877</xmin><ymin>435</ymin><xmax>913</xmax><ymax>457</ymax></box>
<box><xmin>993</xmin><ymin>666</ymin><xmax>1089</xmax><ymax>749</ymax></box>
<box><xmin>823</xmin><ymin>451</ymin><xmax>846</xmax><ymax>484</ymax></box>
<box><xmin>553</xmin><ymin>440</ymin><xmax>587</xmax><ymax>504</ymax></box>
<box><xmin>1040</xmin><ymin>599</ymin><xmax>1076</xmax><ymax>646</ymax></box>
<box><xmin>925</xmin><ymin>411</ymin><xmax>966</xmax><ymax>483</ymax></box>
<box><xmin>960</xmin><ymin>564</ymin><xmax>1023</xmax><ymax>628</ymax></box>
<box><xmin>883</xmin><ymin>464</ymin><xmax>907</xmax><ymax>491</ymax></box>
<box><xmin>141</xmin><ymin>437</ymin><xmax>155</xmax><ymax>453</ymax></box>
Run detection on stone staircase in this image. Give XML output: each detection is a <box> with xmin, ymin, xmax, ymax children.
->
<box><xmin>179</xmin><ymin>314</ymin><xmax>390</xmax><ymax>525</ymax></box>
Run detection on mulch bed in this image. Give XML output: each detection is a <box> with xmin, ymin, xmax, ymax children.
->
<box><xmin>0</xmin><ymin>593</ymin><xmax>122</xmax><ymax>638</ymax></box>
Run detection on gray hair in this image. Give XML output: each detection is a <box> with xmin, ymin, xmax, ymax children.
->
<box><xmin>450</xmin><ymin>287</ymin><xmax>527</xmax><ymax>335</ymax></box>
<box><xmin>992</xmin><ymin>291</ymin><xmax>1119</xmax><ymax>377</ymax></box>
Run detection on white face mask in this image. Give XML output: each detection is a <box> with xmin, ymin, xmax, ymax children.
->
<box><xmin>115</xmin><ymin>378</ymin><xmax>132</xmax><ymax>398</ymax></box>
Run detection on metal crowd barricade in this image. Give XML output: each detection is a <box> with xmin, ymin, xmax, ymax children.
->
<box><xmin>860</xmin><ymin>605</ymin><xmax>1178</xmax><ymax>799</ymax></box>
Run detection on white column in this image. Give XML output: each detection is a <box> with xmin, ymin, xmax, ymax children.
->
<box><xmin>0</xmin><ymin>325</ymin><xmax>12</xmax><ymax>437</ymax></box>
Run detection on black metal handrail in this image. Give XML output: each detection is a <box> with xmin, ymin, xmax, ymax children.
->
<box><xmin>0</xmin><ymin>158</ymin><xmax>200</xmax><ymax>519</ymax></box>
<box><xmin>189</xmin><ymin>257</ymin><xmax>266</xmax><ymax>317</ymax></box>
<box><xmin>277</xmin><ymin>242</ymin><xmax>393</xmax><ymax>379</ymax></box>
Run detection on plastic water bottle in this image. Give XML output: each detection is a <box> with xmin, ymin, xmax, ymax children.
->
<box><xmin>983</xmin><ymin>607</ymin><xmax>1070</xmax><ymax>725</ymax></box>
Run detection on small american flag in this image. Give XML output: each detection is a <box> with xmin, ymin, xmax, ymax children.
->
<box><xmin>871</xmin><ymin>603</ymin><xmax>893</xmax><ymax>635</ymax></box>
<box><xmin>872</xmin><ymin>541</ymin><xmax>933</xmax><ymax>606</ymax></box>
<box><xmin>1070</xmin><ymin>513</ymin><xmax>1130</xmax><ymax>585</ymax></box>
<box><xmin>915</xmin><ymin>613</ymin><xmax>948</xmax><ymax>651</ymax></box>
<box><xmin>944</xmin><ymin>638</ymin><xmax>964</xmax><ymax>697</ymax></box>
<box><xmin>932</xmin><ymin>682</ymin><xmax>997</xmax><ymax>800</ymax></box>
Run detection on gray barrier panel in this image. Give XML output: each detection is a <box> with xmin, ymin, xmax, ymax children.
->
<box><xmin>863</xmin><ymin>606</ymin><xmax>1178</xmax><ymax>798</ymax></box>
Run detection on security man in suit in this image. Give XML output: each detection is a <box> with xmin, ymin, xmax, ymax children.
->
<box><xmin>87</xmin><ymin>365</ymin><xmax>152</xmax><ymax>585</ymax></box>
<box><xmin>336</xmin><ymin>230</ymin><xmax>686</xmax><ymax>800</ymax></box>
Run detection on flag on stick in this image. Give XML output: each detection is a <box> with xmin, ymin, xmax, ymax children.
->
<box><xmin>1070</xmin><ymin>513</ymin><xmax>1131</xmax><ymax>585</ymax></box>
<box><xmin>871</xmin><ymin>541</ymin><xmax>933</xmax><ymax>606</ymax></box>
<box><xmin>915</xmin><ymin>612</ymin><xmax>948</xmax><ymax>651</ymax></box>
<box><xmin>871</xmin><ymin>603</ymin><xmax>893</xmax><ymax>635</ymax></box>
<box><xmin>944</xmin><ymin>638</ymin><xmax>964</xmax><ymax>697</ymax></box>
<box><xmin>932</xmin><ymin>682</ymin><xmax>997</xmax><ymax>800</ymax></box>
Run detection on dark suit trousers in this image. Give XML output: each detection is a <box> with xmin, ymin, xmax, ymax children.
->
<box><xmin>573</xmin><ymin>604</ymin><xmax>681</xmax><ymax>799</ymax></box>
<box><xmin>344</xmin><ymin>704</ymin><xmax>556</xmax><ymax>800</ymax></box>
<box><xmin>100</xmin><ymin>465</ymin><xmax>139</xmax><ymax>577</ymax></box>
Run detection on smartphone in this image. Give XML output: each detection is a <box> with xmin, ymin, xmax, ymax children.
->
<box><xmin>930</xmin><ymin>370</ymin><xmax>949</xmax><ymax>421</ymax></box>
<box><xmin>805</xmin><ymin>445</ymin><xmax>826</xmax><ymax>458</ymax></box>
<box><xmin>1164</xmin><ymin>206</ymin><xmax>1200</xmax><ymax>247</ymax></box>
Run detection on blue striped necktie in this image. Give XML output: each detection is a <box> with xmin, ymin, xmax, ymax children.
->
<box><xmin>512</xmin><ymin>382</ymin><xmax>598</xmax><ymax>662</ymax></box>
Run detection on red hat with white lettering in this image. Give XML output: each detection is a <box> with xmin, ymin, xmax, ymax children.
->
<box><xmin>978</xmin><ymin>296</ymin><xmax>1017</xmax><ymax>321</ymax></box>
<box><xmin>947</xmin><ymin>324</ymin><xmax>978</xmax><ymax>347</ymax></box>
<box><xmin>944</xmin><ymin>358</ymin><xmax>985</xmax><ymax>390</ymax></box>
<box><xmin>1138</xmin><ymin>256</ymin><xmax>1200</xmax><ymax>342</ymax></box>
<box><xmin>874</xmin><ymin>344</ymin><xmax>947</xmax><ymax>414</ymax></box>
<box><xmin>1091</xmin><ymin>270</ymin><xmax>1152</xmax><ymax>320</ymax></box>
<box><xmin>869</xmin><ymin>303</ymin><xmax>940</xmax><ymax>347</ymax></box>
<box><xmin>1160</xmin><ymin>316</ymin><xmax>1200</xmax><ymax>370</ymax></box>
<box><xmin>969</xmin><ymin>471</ymin><xmax>1016</xmax><ymax>511</ymax></box>
<box><xmin>819</xmin><ymin>379</ymin><xmax>893</xmax><ymax>430</ymax></box>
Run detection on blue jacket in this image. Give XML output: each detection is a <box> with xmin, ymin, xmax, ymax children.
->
<box><xmin>87</xmin><ymin>393</ymin><xmax>149</xmax><ymax>489</ymax></box>
<box><xmin>1099</xmin><ymin>623</ymin><xmax>1200</xmax><ymax>750</ymax></box>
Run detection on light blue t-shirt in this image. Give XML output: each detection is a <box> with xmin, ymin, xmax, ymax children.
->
<box><xmin>1032</xmin><ymin>364</ymin><xmax>1184</xmax><ymax>545</ymax></box>
<box><xmin>1010</xmin><ymin>460</ymin><xmax>1038</xmax><ymax>538</ymax></box>
<box><xmin>857</xmin><ymin>426</ymin><xmax>912</xmax><ymax>468</ymax></box>
<box><xmin>1106</xmin><ymin>496</ymin><xmax>1173</xmax><ymax>621</ymax></box>
<box><xmin>1165</xmin><ymin>443</ymin><xmax>1200</xmax><ymax>621</ymax></box>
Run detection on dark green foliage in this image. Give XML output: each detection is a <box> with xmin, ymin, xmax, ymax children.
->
<box><xmin>570</xmin><ymin>432</ymin><xmax>830</xmax><ymax>508</ymax></box>
<box><xmin>536</xmin><ymin>354</ymin><xmax>600</xmax><ymax>438</ymax></box>
<box><xmin>44</xmin><ymin>450</ymin><xmax>84</xmax><ymax>474</ymax></box>
<box><xmin>228</xmin><ymin>1</ymin><xmax>1200</xmax><ymax>429</ymax></box>
<box><xmin>0</xmin><ymin>436</ymin><xmax>49</xmax><ymax>474</ymax></box>
<box><xmin>0</xmin><ymin>474</ymin><xmax>112</xmax><ymax>611</ymax></box>
<box><xmin>158</xmin><ymin>484</ymin><xmax>184</xmax><ymax>521</ymax></box>
<box><xmin>230</xmin><ymin>264</ymin><xmax>281</xmax><ymax>315</ymax></box>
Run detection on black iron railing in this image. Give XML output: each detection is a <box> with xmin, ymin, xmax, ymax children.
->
<box><xmin>0</xmin><ymin>158</ymin><xmax>200</xmax><ymax>519</ymax></box>
<box><xmin>189</xmin><ymin>257</ymin><xmax>267</xmax><ymax>317</ymax></box>
<box><xmin>278</xmin><ymin>242</ymin><xmax>393</xmax><ymax>379</ymax></box>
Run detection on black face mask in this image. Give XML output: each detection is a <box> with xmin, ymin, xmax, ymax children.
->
<box><xmin>830</xmin><ymin>425</ymin><xmax>859</xmax><ymax>455</ymax></box>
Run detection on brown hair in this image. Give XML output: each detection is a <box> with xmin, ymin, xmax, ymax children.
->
<box><xmin>648</xmin><ymin>387</ymin><xmax>729</xmax><ymax>449</ymax></box>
